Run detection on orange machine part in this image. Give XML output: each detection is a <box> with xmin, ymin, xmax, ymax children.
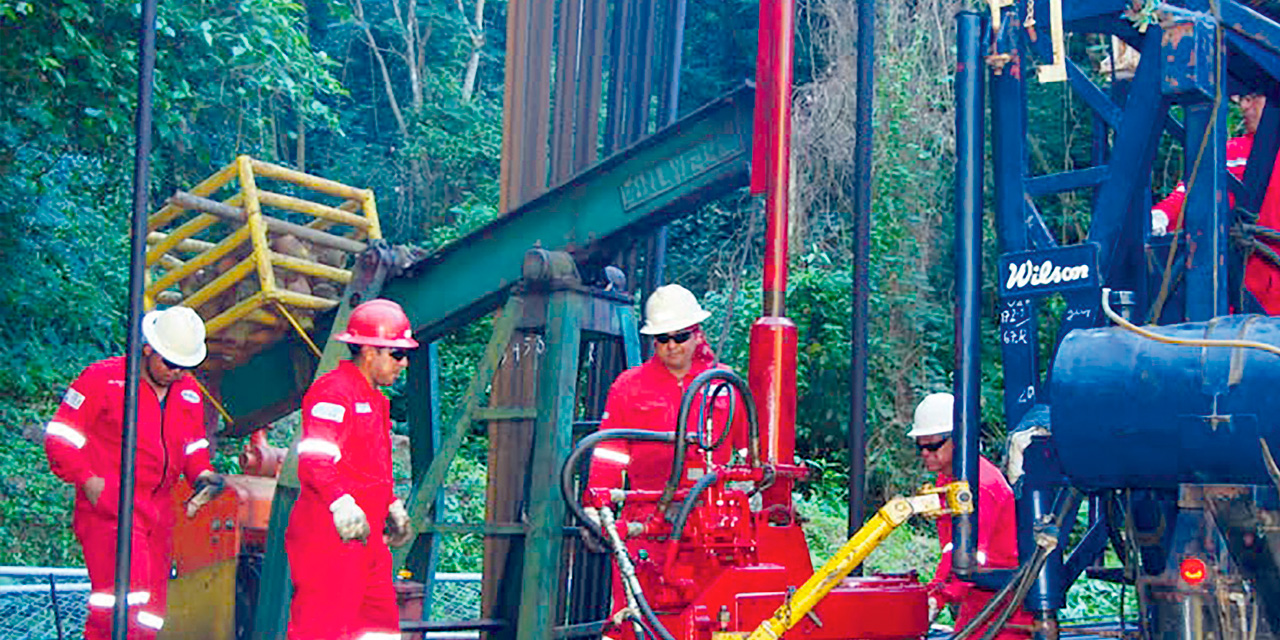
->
<box><xmin>171</xmin><ymin>475</ymin><xmax>278</xmax><ymax>577</ymax></box>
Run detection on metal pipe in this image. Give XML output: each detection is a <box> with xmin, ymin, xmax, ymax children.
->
<box><xmin>847</xmin><ymin>0</ymin><xmax>874</xmax><ymax>543</ymax></box>
<box><xmin>952</xmin><ymin>10</ymin><xmax>985</xmax><ymax>580</ymax></box>
<box><xmin>114</xmin><ymin>0</ymin><xmax>159</xmax><ymax>636</ymax></box>
<box><xmin>753</xmin><ymin>0</ymin><xmax>795</xmax><ymax>317</ymax></box>
<box><xmin>645</xmin><ymin>0</ymin><xmax>685</xmax><ymax>311</ymax></box>
<box><xmin>113</xmin><ymin>0</ymin><xmax>158</xmax><ymax>636</ymax></box>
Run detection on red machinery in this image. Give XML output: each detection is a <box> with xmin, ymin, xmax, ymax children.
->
<box><xmin>560</xmin><ymin>0</ymin><xmax>941</xmax><ymax>634</ymax></box>
<box><xmin>566</xmin><ymin>365</ymin><xmax>952</xmax><ymax>639</ymax></box>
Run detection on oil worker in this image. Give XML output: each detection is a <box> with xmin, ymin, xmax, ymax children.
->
<box><xmin>586</xmin><ymin>284</ymin><xmax>747</xmax><ymax>624</ymax></box>
<box><xmin>910</xmin><ymin>392</ymin><xmax>1030</xmax><ymax>639</ymax></box>
<box><xmin>44</xmin><ymin>306</ymin><xmax>225</xmax><ymax>639</ymax></box>
<box><xmin>1152</xmin><ymin>93</ymin><xmax>1280</xmax><ymax>313</ymax></box>
<box><xmin>286</xmin><ymin>298</ymin><xmax>418</xmax><ymax>640</ymax></box>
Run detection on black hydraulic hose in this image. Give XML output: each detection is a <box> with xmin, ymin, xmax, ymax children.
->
<box><xmin>952</xmin><ymin>488</ymin><xmax>1083</xmax><ymax>640</ymax></box>
<box><xmin>976</xmin><ymin>489</ymin><xmax>1084</xmax><ymax>640</ymax></box>
<box><xmin>668</xmin><ymin>471</ymin><xmax>718</xmax><ymax>542</ymax></box>
<box><xmin>949</xmin><ymin>548</ymin><xmax>1044</xmax><ymax>640</ymax></box>
<box><xmin>969</xmin><ymin>547</ymin><xmax>1052</xmax><ymax>640</ymax></box>
<box><xmin>696</xmin><ymin>383</ymin><xmax>736</xmax><ymax>451</ymax></box>
<box><xmin>635</xmin><ymin>584</ymin><xmax>676</xmax><ymax>640</ymax></box>
<box><xmin>561</xmin><ymin>428</ymin><xmax>678</xmax><ymax>539</ymax></box>
<box><xmin>658</xmin><ymin>368</ymin><xmax>758</xmax><ymax>515</ymax></box>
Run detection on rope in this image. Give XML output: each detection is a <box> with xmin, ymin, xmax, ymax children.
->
<box><xmin>1151</xmin><ymin>1</ymin><xmax>1226</xmax><ymax>320</ymax></box>
<box><xmin>1104</xmin><ymin>287</ymin><xmax>1280</xmax><ymax>357</ymax></box>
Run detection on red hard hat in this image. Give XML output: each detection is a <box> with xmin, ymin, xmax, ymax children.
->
<box><xmin>334</xmin><ymin>299</ymin><xmax>420</xmax><ymax>348</ymax></box>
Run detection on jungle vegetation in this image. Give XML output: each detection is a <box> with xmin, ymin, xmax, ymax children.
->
<box><xmin>0</xmin><ymin>0</ymin><xmax>1173</xmax><ymax>617</ymax></box>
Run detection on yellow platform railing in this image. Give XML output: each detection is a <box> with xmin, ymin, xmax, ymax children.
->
<box><xmin>145</xmin><ymin>156</ymin><xmax>380</xmax><ymax>369</ymax></box>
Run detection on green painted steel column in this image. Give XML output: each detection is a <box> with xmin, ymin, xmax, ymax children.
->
<box><xmin>405</xmin><ymin>342</ymin><xmax>442</xmax><ymax>611</ymax></box>
<box><xmin>516</xmin><ymin>289</ymin><xmax>583</xmax><ymax>640</ymax></box>
<box><xmin>393</xmin><ymin>296</ymin><xmax>525</xmax><ymax>571</ymax></box>
<box><xmin>617</xmin><ymin>305</ymin><xmax>642</xmax><ymax>368</ymax></box>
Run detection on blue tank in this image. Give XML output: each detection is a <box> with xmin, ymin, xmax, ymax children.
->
<box><xmin>1050</xmin><ymin>315</ymin><xmax>1280</xmax><ymax>490</ymax></box>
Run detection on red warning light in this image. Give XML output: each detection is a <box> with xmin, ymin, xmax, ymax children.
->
<box><xmin>1180</xmin><ymin>557</ymin><xmax>1207</xmax><ymax>586</ymax></box>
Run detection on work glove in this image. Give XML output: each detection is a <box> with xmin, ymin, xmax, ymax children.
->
<box><xmin>186</xmin><ymin>471</ymin><xmax>227</xmax><ymax>518</ymax></box>
<box><xmin>384</xmin><ymin>499</ymin><xmax>414</xmax><ymax>547</ymax></box>
<box><xmin>928</xmin><ymin>595</ymin><xmax>941</xmax><ymax>623</ymax></box>
<box><xmin>330</xmin><ymin>494</ymin><xmax>370</xmax><ymax>542</ymax></box>
<box><xmin>82</xmin><ymin>476</ymin><xmax>107</xmax><ymax>506</ymax></box>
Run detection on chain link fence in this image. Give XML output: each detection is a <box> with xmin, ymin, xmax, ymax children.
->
<box><xmin>0</xmin><ymin>567</ymin><xmax>88</xmax><ymax>640</ymax></box>
<box><xmin>1</xmin><ymin>567</ymin><xmax>481</xmax><ymax>640</ymax></box>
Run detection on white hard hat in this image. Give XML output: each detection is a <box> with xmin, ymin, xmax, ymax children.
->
<box><xmin>142</xmin><ymin>307</ymin><xmax>207</xmax><ymax>368</ymax></box>
<box><xmin>907</xmin><ymin>392</ymin><xmax>954</xmax><ymax>438</ymax></box>
<box><xmin>640</xmin><ymin>284</ymin><xmax>711</xmax><ymax>335</ymax></box>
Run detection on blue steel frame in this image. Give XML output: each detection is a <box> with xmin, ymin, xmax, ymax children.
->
<box><xmin>979</xmin><ymin>0</ymin><xmax>1280</xmax><ymax>627</ymax></box>
<box><xmin>988</xmin><ymin>0</ymin><xmax>1280</xmax><ymax>426</ymax></box>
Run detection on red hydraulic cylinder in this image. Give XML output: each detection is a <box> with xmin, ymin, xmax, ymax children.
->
<box><xmin>751</xmin><ymin>0</ymin><xmax>795</xmax><ymax>318</ymax></box>
<box><xmin>748</xmin><ymin>317</ymin><xmax>797</xmax><ymax>508</ymax></box>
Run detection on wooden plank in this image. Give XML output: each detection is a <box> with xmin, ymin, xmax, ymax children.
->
<box><xmin>474</xmin><ymin>407</ymin><xmax>539</xmax><ymax>421</ymax></box>
<box><xmin>419</xmin><ymin>522</ymin><xmax>527</xmax><ymax>536</ymax></box>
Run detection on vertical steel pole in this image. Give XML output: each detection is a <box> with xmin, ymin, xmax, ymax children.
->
<box><xmin>116</xmin><ymin>0</ymin><xmax>158</xmax><ymax>635</ymax></box>
<box><xmin>407</xmin><ymin>343</ymin><xmax>442</xmax><ymax>617</ymax></box>
<box><xmin>753</xmin><ymin>0</ymin><xmax>795</xmax><ymax>318</ymax></box>
<box><xmin>846</xmin><ymin>0</ymin><xmax>873</xmax><ymax>542</ymax></box>
<box><xmin>952</xmin><ymin>10</ymin><xmax>985</xmax><ymax>580</ymax></box>
<box><xmin>748</xmin><ymin>0</ymin><xmax>798</xmax><ymax>511</ymax></box>
<box><xmin>646</xmin><ymin>0</ymin><xmax>686</xmax><ymax>290</ymax></box>
<box><xmin>1182</xmin><ymin>27</ymin><xmax>1229</xmax><ymax>321</ymax></box>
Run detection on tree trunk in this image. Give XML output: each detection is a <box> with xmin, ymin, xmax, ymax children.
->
<box><xmin>460</xmin><ymin>0</ymin><xmax>486</xmax><ymax>103</ymax></box>
<box><xmin>353</xmin><ymin>0</ymin><xmax>409</xmax><ymax>136</ymax></box>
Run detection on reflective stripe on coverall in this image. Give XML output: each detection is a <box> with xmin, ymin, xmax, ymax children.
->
<box><xmin>931</xmin><ymin>455</ymin><xmax>1031</xmax><ymax>640</ymax></box>
<box><xmin>287</xmin><ymin>359</ymin><xmax>399</xmax><ymax>640</ymax></box>
<box><xmin>45</xmin><ymin>356</ymin><xmax>213</xmax><ymax>639</ymax></box>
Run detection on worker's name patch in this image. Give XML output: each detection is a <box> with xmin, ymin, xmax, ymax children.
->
<box><xmin>311</xmin><ymin>402</ymin><xmax>346</xmax><ymax>422</ymax></box>
<box><xmin>181</xmin><ymin>390</ymin><xmax>200</xmax><ymax>404</ymax></box>
<box><xmin>63</xmin><ymin>388</ymin><xmax>86</xmax><ymax>410</ymax></box>
<box><xmin>355</xmin><ymin>402</ymin><xmax>372</xmax><ymax>414</ymax></box>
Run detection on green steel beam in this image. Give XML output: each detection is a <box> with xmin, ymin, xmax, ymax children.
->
<box><xmin>391</xmin><ymin>296</ymin><xmax>524</xmax><ymax>571</ymax></box>
<box><xmin>405</xmin><ymin>342</ymin><xmax>442</xmax><ymax>598</ymax></box>
<box><xmin>516</xmin><ymin>289</ymin><xmax>583</xmax><ymax>640</ymax></box>
<box><xmin>420</xmin><ymin>522</ymin><xmax>527</xmax><ymax>536</ymax></box>
<box><xmin>215</xmin><ymin>84</ymin><xmax>753</xmax><ymax>429</ymax></box>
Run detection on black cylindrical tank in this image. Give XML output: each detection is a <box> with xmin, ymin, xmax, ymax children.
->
<box><xmin>1051</xmin><ymin>315</ymin><xmax>1280</xmax><ymax>490</ymax></box>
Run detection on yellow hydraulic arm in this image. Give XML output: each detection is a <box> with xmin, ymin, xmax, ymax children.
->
<box><xmin>732</xmin><ymin>481</ymin><xmax>974</xmax><ymax>640</ymax></box>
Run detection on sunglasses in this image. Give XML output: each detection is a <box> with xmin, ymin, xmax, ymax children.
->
<box><xmin>916</xmin><ymin>438</ymin><xmax>950</xmax><ymax>453</ymax></box>
<box><xmin>161</xmin><ymin>358</ymin><xmax>194</xmax><ymax>371</ymax></box>
<box><xmin>654</xmin><ymin>330</ymin><xmax>695</xmax><ymax>345</ymax></box>
<box><xmin>387</xmin><ymin>349</ymin><xmax>410</xmax><ymax>362</ymax></box>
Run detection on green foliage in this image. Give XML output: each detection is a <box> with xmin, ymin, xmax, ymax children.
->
<box><xmin>0</xmin><ymin>435</ymin><xmax>82</xmax><ymax>566</ymax></box>
<box><xmin>0</xmin><ymin>0</ymin><xmax>343</xmax><ymax>170</ymax></box>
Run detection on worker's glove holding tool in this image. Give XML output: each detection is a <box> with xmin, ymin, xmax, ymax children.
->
<box><xmin>384</xmin><ymin>498</ymin><xmax>414</xmax><ymax>547</ymax></box>
<box><xmin>330</xmin><ymin>494</ymin><xmax>371</xmax><ymax>542</ymax></box>
<box><xmin>185</xmin><ymin>471</ymin><xmax>227</xmax><ymax>518</ymax></box>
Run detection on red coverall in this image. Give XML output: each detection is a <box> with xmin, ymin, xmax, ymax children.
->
<box><xmin>586</xmin><ymin>346</ymin><xmax>746</xmax><ymax>624</ymax></box>
<box><xmin>45</xmin><ymin>356</ymin><xmax>213</xmax><ymax>640</ymax></box>
<box><xmin>930</xmin><ymin>456</ymin><xmax>1031</xmax><ymax>640</ymax></box>
<box><xmin>286</xmin><ymin>359</ymin><xmax>399</xmax><ymax>640</ymax></box>
<box><xmin>1153</xmin><ymin>132</ymin><xmax>1280</xmax><ymax>313</ymax></box>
